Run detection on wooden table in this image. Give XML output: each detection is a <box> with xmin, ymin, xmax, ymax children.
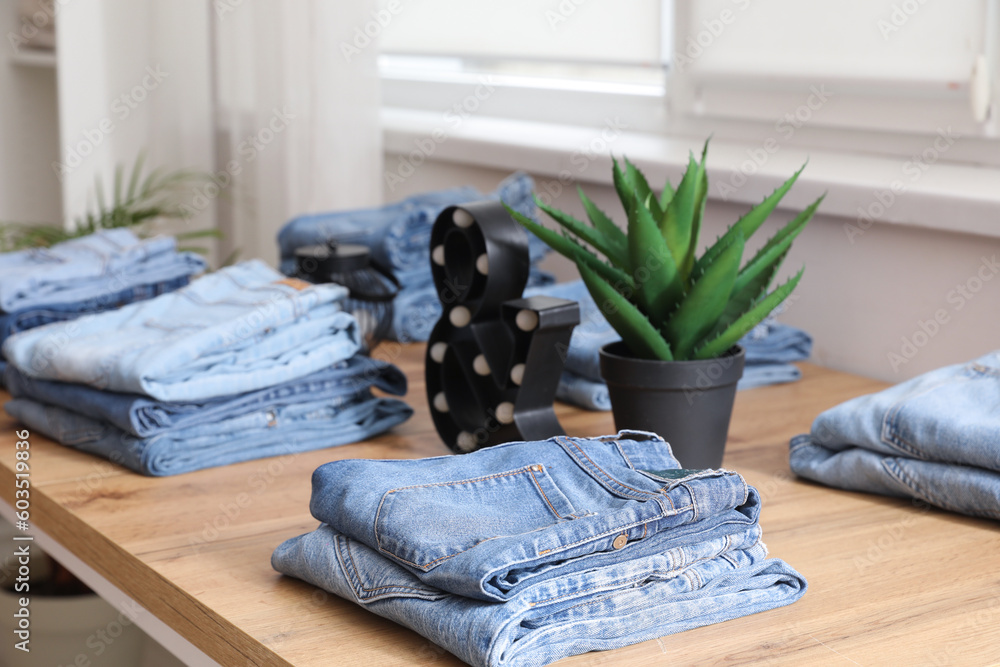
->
<box><xmin>1</xmin><ymin>344</ymin><xmax>998</xmax><ymax>666</ymax></box>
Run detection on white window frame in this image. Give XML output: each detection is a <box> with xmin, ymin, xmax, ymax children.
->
<box><xmin>380</xmin><ymin>1</ymin><xmax>1000</xmax><ymax>236</ymax></box>
<box><xmin>379</xmin><ymin>1</ymin><xmax>674</xmax><ymax>134</ymax></box>
<box><xmin>382</xmin><ymin>2</ymin><xmax>1000</xmax><ymax>163</ymax></box>
<box><xmin>665</xmin><ymin>2</ymin><xmax>1000</xmax><ymax>167</ymax></box>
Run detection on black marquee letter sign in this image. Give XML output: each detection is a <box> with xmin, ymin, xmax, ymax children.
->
<box><xmin>425</xmin><ymin>201</ymin><xmax>580</xmax><ymax>453</ymax></box>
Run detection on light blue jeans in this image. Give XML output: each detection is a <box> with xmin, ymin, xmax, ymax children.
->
<box><xmin>2</xmin><ymin>260</ymin><xmax>359</xmax><ymax>402</ymax></box>
<box><xmin>790</xmin><ymin>350</ymin><xmax>1000</xmax><ymax>520</ymax></box>
<box><xmin>277</xmin><ymin>172</ymin><xmax>544</xmax><ymax>275</ymax></box>
<box><xmin>273</xmin><ymin>431</ymin><xmax>806</xmax><ymax>666</ymax></box>
<box><xmin>6</xmin><ymin>391</ymin><xmax>412</xmax><ymax>477</ymax></box>
<box><xmin>4</xmin><ymin>355</ymin><xmax>403</xmax><ymax>438</ymax></box>
<box><xmin>0</xmin><ymin>229</ymin><xmax>205</xmax><ymax>312</ymax></box>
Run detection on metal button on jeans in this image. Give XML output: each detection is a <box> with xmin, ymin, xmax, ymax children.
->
<box><xmin>612</xmin><ymin>534</ymin><xmax>627</xmax><ymax>549</ymax></box>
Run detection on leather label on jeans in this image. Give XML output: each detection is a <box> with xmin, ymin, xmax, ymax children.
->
<box><xmin>275</xmin><ymin>278</ymin><xmax>311</xmax><ymax>291</ymax></box>
<box><xmin>642</xmin><ymin>468</ymin><xmax>705</xmax><ymax>479</ymax></box>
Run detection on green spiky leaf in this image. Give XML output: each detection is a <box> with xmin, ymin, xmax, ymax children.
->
<box><xmin>626</xmin><ymin>193</ymin><xmax>683</xmax><ymax>325</ymax></box>
<box><xmin>577</xmin><ymin>186</ymin><xmax>628</xmax><ymax>258</ymax></box>
<box><xmin>698</xmin><ymin>162</ymin><xmax>807</xmax><ymax>272</ymax></box>
<box><xmin>660</xmin><ymin>152</ymin><xmax>700</xmax><ymax>275</ymax></box>
<box><xmin>535</xmin><ymin>195</ymin><xmax>628</xmax><ymax>269</ymax></box>
<box><xmin>715</xmin><ymin>249</ymin><xmax>787</xmax><ymax>335</ymax></box>
<box><xmin>659</xmin><ymin>179</ymin><xmax>675</xmax><ymax>210</ymax></box>
<box><xmin>680</xmin><ymin>141</ymin><xmax>710</xmax><ymax>282</ymax></box>
<box><xmin>740</xmin><ymin>194</ymin><xmax>824</xmax><ymax>277</ymax></box>
<box><xmin>578</xmin><ymin>263</ymin><xmax>673</xmax><ymax>361</ymax></box>
<box><xmin>663</xmin><ymin>231</ymin><xmax>744</xmax><ymax>359</ymax></box>
<box><xmin>693</xmin><ymin>268</ymin><xmax>804</xmax><ymax>360</ymax></box>
<box><xmin>623</xmin><ymin>158</ymin><xmax>663</xmax><ymax>222</ymax></box>
<box><xmin>611</xmin><ymin>158</ymin><xmax>634</xmax><ymax>219</ymax></box>
<box><xmin>504</xmin><ymin>203</ymin><xmax>635</xmax><ymax>293</ymax></box>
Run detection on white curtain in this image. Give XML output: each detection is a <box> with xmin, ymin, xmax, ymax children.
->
<box><xmin>212</xmin><ymin>0</ymin><xmax>384</xmax><ymax>265</ymax></box>
<box><xmin>53</xmin><ymin>0</ymin><xmax>383</xmax><ymax>267</ymax></box>
<box><xmin>55</xmin><ymin>0</ymin><xmax>214</xmax><ymax>240</ymax></box>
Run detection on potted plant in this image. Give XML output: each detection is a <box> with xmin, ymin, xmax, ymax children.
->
<box><xmin>504</xmin><ymin>141</ymin><xmax>822</xmax><ymax>468</ymax></box>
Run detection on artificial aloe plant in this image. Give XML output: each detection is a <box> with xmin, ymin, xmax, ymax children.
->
<box><xmin>504</xmin><ymin>141</ymin><xmax>823</xmax><ymax>362</ymax></box>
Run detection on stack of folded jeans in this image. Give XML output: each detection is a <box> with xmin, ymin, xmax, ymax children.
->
<box><xmin>526</xmin><ymin>280</ymin><xmax>813</xmax><ymax>411</ymax></box>
<box><xmin>0</xmin><ymin>229</ymin><xmax>206</xmax><ymax>371</ymax></box>
<box><xmin>1</xmin><ymin>260</ymin><xmax>413</xmax><ymax>476</ymax></box>
<box><xmin>276</xmin><ymin>172</ymin><xmax>554</xmax><ymax>342</ymax></box>
<box><xmin>273</xmin><ymin>430</ymin><xmax>806</xmax><ymax>667</ymax></box>
<box><xmin>790</xmin><ymin>350</ymin><xmax>1000</xmax><ymax>521</ymax></box>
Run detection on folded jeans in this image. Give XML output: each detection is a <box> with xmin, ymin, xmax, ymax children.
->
<box><xmin>274</xmin><ymin>430</ymin><xmax>806</xmax><ymax>667</ymax></box>
<box><xmin>0</xmin><ymin>275</ymin><xmax>192</xmax><ymax>345</ymax></box>
<box><xmin>272</xmin><ymin>521</ymin><xmax>805</xmax><ymax>667</ymax></box>
<box><xmin>307</xmin><ymin>430</ymin><xmax>757</xmax><ymax>602</ymax></box>
<box><xmin>789</xmin><ymin>350</ymin><xmax>1000</xmax><ymax>520</ymax></box>
<box><xmin>2</xmin><ymin>260</ymin><xmax>360</xmax><ymax>401</ymax></box>
<box><xmin>0</xmin><ymin>229</ymin><xmax>205</xmax><ymax>312</ymax></box>
<box><xmin>3</xmin><ymin>355</ymin><xmax>405</xmax><ymax>438</ymax></box>
<box><xmin>5</xmin><ymin>390</ymin><xmax>413</xmax><ymax>477</ymax></box>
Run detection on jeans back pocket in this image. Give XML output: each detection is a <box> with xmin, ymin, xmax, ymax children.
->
<box><xmin>374</xmin><ymin>464</ymin><xmax>579</xmax><ymax>571</ymax></box>
<box><xmin>883</xmin><ymin>362</ymin><xmax>1000</xmax><ymax>472</ymax></box>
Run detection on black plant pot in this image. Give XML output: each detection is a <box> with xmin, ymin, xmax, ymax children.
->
<box><xmin>599</xmin><ymin>342</ymin><xmax>746</xmax><ymax>469</ymax></box>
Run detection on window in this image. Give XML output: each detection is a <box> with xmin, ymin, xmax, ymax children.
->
<box><xmin>668</xmin><ymin>0</ymin><xmax>999</xmax><ymax>162</ymax></box>
<box><xmin>379</xmin><ymin>0</ymin><xmax>671</xmax><ymax>131</ymax></box>
<box><xmin>380</xmin><ymin>1</ymin><xmax>999</xmax><ymax>166</ymax></box>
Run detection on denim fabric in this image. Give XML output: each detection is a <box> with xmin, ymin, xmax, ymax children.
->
<box><xmin>274</xmin><ymin>523</ymin><xmax>804</xmax><ymax>667</ymax></box>
<box><xmin>554</xmin><ymin>370</ymin><xmax>610</xmax><ymax>411</ymax></box>
<box><xmin>525</xmin><ymin>281</ymin><xmax>812</xmax><ymax>410</ymax></box>
<box><xmin>789</xmin><ymin>350</ymin><xmax>1000</xmax><ymax>520</ymax></box>
<box><xmin>273</xmin><ymin>430</ymin><xmax>806</xmax><ymax>667</ymax></box>
<box><xmin>5</xmin><ymin>387</ymin><xmax>413</xmax><ymax>477</ymax></box>
<box><xmin>740</xmin><ymin>364</ymin><xmax>802</xmax><ymax>390</ymax></box>
<box><xmin>307</xmin><ymin>430</ymin><xmax>784</xmax><ymax>602</ymax></box>
<box><xmin>525</xmin><ymin>280</ymin><xmax>619</xmax><ymax>383</ymax></box>
<box><xmin>4</xmin><ymin>355</ymin><xmax>403</xmax><ymax>438</ymax></box>
<box><xmin>277</xmin><ymin>172</ymin><xmax>546</xmax><ymax>275</ymax></box>
<box><xmin>0</xmin><ymin>275</ymin><xmax>191</xmax><ymax>343</ymax></box>
<box><xmin>0</xmin><ymin>229</ymin><xmax>206</xmax><ymax>312</ymax></box>
<box><xmin>741</xmin><ymin>318</ymin><xmax>813</xmax><ymax>364</ymax></box>
<box><xmin>2</xmin><ymin>260</ymin><xmax>360</xmax><ymax>401</ymax></box>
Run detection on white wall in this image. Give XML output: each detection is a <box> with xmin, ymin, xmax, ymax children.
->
<box><xmin>384</xmin><ymin>158</ymin><xmax>1000</xmax><ymax>384</ymax></box>
<box><xmin>0</xmin><ymin>9</ymin><xmax>62</xmax><ymax>224</ymax></box>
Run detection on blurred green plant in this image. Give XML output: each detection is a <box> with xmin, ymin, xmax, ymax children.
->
<box><xmin>505</xmin><ymin>140</ymin><xmax>823</xmax><ymax>361</ymax></box>
<box><xmin>0</xmin><ymin>155</ymin><xmax>226</xmax><ymax>259</ymax></box>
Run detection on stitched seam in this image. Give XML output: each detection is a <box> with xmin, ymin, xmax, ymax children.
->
<box><xmin>537</xmin><ymin>507</ymin><xmax>688</xmax><ymax>556</ymax></box>
<box><xmin>528</xmin><ymin>468</ymin><xmax>568</xmax><ymax>519</ymax></box>
<box><xmin>374</xmin><ymin>466</ymin><xmax>538</xmax><ymax>554</ymax></box>
<box><xmin>564</xmin><ymin>439</ymin><xmax>654</xmax><ymax>497</ymax></box>
<box><xmin>531</xmin><ymin>545</ymin><xmax>731</xmax><ymax>608</ymax></box>
<box><xmin>881</xmin><ymin>458</ymin><xmax>952</xmax><ymax>511</ymax></box>
<box><xmin>334</xmin><ymin>535</ymin><xmax>364</xmax><ymax>599</ymax></box>
<box><xmin>374</xmin><ymin>465</ymin><xmax>563</xmax><ymax>569</ymax></box>
<box><xmin>382</xmin><ymin>467</ymin><xmax>541</xmax><ymax>494</ymax></box>
<box><xmin>883</xmin><ymin>459</ymin><xmax>1000</xmax><ymax>520</ymax></box>
<box><xmin>615</xmin><ymin>441</ymin><xmax>636</xmax><ymax>469</ymax></box>
<box><xmin>344</xmin><ymin>539</ymin><xmax>439</xmax><ymax>595</ymax></box>
<box><xmin>681</xmin><ymin>482</ymin><xmax>699</xmax><ymax>523</ymax></box>
<box><xmin>882</xmin><ymin>374</ymin><xmax>975</xmax><ymax>459</ymax></box>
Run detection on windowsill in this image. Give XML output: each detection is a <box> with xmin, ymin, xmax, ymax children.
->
<box><xmin>383</xmin><ymin>108</ymin><xmax>1000</xmax><ymax>239</ymax></box>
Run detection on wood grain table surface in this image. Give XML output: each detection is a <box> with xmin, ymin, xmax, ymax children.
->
<box><xmin>0</xmin><ymin>343</ymin><xmax>998</xmax><ymax>666</ymax></box>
